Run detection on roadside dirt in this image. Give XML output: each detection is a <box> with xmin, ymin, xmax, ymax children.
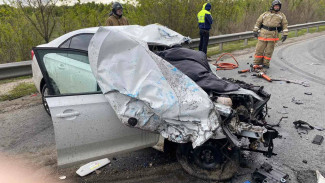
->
<box><xmin>0</xmin><ymin>78</ymin><xmax>33</xmax><ymax>96</ymax></box>
<box><xmin>0</xmin><ymin>93</ymin><xmax>42</xmax><ymax>114</ymax></box>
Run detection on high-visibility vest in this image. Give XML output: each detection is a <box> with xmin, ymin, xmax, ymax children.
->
<box><xmin>197</xmin><ymin>3</ymin><xmax>211</xmax><ymax>23</ymax></box>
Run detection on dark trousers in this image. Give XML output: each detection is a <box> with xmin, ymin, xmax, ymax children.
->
<box><xmin>199</xmin><ymin>29</ymin><xmax>210</xmax><ymax>54</ymax></box>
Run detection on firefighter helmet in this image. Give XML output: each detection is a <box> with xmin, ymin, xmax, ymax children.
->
<box><xmin>112</xmin><ymin>2</ymin><xmax>123</xmax><ymax>15</ymax></box>
<box><xmin>271</xmin><ymin>0</ymin><xmax>282</xmax><ymax>11</ymax></box>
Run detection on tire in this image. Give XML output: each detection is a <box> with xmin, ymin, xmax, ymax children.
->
<box><xmin>41</xmin><ymin>84</ymin><xmax>51</xmax><ymax>116</ymax></box>
<box><xmin>176</xmin><ymin>139</ymin><xmax>239</xmax><ymax>181</ymax></box>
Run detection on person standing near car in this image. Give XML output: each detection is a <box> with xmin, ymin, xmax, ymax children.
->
<box><xmin>106</xmin><ymin>2</ymin><xmax>129</xmax><ymax>26</ymax></box>
<box><xmin>197</xmin><ymin>2</ymin><xmax>213</xmax><ymax>55</ymax></box>
<box><xmin>252</xmin><ymin>0</ymin><xmax>288</xmax><ymax>68</ymax></box>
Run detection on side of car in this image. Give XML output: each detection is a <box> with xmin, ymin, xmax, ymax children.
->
<box><xmin>33</xmin><ymin>47</ymin><xmax>160</xmax><ymax>167</ymax></box>
<box><xmin>33</xmin><ymin>47</ymin><xmax>240</xmax><ymax>181</ymax></box>
<box><xmin>32</xmin><ymin>30</ymin><xmax>96</xmax><ymax>115</ymax></box>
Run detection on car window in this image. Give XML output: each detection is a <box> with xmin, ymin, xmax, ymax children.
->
<box><xmin>60</xmin><ymin>38</ymin><xmax>71</xmax><ymax>48</ymax></box>
<box><xmin>69</xmin><ymin>34</ymin><xmax>94</xmax><ymax>51</ymax></box>
<box><xmin>36</xmin><ymin>49</ymin><xmax>100</xmax><ymax>95</ymax></box>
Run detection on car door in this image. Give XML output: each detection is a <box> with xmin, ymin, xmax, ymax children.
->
<box><xmin>33</xmin><ymin>47</ymin><xmax>160</xmax><ymax>167</ymax></box>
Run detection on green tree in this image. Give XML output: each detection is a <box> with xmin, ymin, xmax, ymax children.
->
<box><xmin>14</xmin><ymin>0</ymin><xmax>58</xmax><ymax>43</ymax></box>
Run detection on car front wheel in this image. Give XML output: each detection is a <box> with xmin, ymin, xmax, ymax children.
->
<box><xmin>41</xmin><ymin>84</ymin><xmax>51</xmax><ymax>116</ymax></box>
<box><xmin>176</xmin><ymin>139</ymin><xmax>239</xmax><ymax>181</ymax></box>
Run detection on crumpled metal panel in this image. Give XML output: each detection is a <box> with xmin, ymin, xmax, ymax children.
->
<box><xmin>215</xmin><ymin>88</ymin><xmax>263</xmax><ymax>101</ymax></box>
<box><xmin>88</xmin><ymin>26</ymin><xmax>221</xmax><ymax>148</ymax></box>
<box><xmin>89</xmin><ymin>24</ymin><xmax>190</xmax><ymax>47</ymax></box>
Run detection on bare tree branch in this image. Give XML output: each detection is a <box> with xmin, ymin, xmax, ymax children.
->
<box><xmin>15</xmin><ymin>0</ymin><xmax>58</xmax><ymax>43</ymax></box>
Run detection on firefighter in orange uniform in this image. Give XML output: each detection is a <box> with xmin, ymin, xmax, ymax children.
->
<box><xmin>253</xmin><ymin>0</ymin><xmax>288</xmax><ymax>68</ymax></box>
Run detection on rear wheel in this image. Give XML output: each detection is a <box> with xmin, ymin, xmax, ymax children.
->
<box><xmin>176</xmin><ymin>139</ymin><xmax>239</xmax><ymax>181</ymax></box>
<box><xmin>41</xmin><ymin>84</ymin><xmax>51</xmax><ymax>116</ymax></box>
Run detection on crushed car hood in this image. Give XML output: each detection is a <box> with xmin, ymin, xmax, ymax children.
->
<box><xmin>88</xmin><ymin>26</ymin><xmax>221</xmax><ymax>148</ymax></box>
<box><xmin>95</xmin><ymin>24</ymin><xmax>190</xmax><ymax>47</ymax></box>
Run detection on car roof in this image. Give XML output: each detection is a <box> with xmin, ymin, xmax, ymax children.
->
<box><xmin>39</xmin><ymin>25</ymin><xmax>190</xmax><ymax>48</ymax></box>
<box><xmin>39</xmin><ymin>27</ymin><xmax>99</xmax><ymax>47</ymax></box>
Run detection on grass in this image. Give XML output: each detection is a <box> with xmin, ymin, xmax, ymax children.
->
<box><xmin>0</xmin><ymin>82</ymin><xmax>37</xmax><ymax>101</ymax></box>
<box><xmin>207</xmin><ymin>25</ymin><xmax>325</xmax><ymax>57</ymax></box>
<box><xmin>0</xmin><ymin>75</ymin><xmax>32</xmax><ymax>85</ymax></box>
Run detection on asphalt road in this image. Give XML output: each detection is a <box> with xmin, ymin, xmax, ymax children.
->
<box><xmin>0</xmin><ymin>33</ymin><xmax>324</xmax><ymax>183</ymax></box>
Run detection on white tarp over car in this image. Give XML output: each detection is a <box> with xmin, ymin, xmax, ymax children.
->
<box><xmin>97</xmin><ymin>24</ymin><xmax>190</xmax><ymax>47</ymax></box>
<box><xmin>88</xmin><ymin>25</ymin><xmax>221</xmax><ymax>148</ymax></box>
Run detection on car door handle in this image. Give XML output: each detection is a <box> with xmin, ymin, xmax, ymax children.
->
<box><xmin>58</xmin><ymin>64</ymin><xmax>65</xmax><ymax>70</ymax></box>
<box><xmin>56</xmin><ymin>111</ymin><xmax>80</xmax><ymax>118</ymax></box>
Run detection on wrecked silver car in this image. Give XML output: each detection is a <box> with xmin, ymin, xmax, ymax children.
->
<box><xmin>33</xmin><ymin>24</ymin><xmax>278</xmax><ymax>181</ymax></box>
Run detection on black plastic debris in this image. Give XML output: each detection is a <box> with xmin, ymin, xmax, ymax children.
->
<box><xmin>252</xmin><ymin>163</ymin><xmax>289</xmax><ymax>183</ymax></box>
<box><xmin>304</xmin><ymin>92</ymin><xmax>312</xmax><ymax>95</ymax></box>
<box><xmin>293</xmin><ymin>120</ymin><xmax>314</xmax><ymax>130</ymax></box>
<box><xmin>302</xmin><ymin>160</ymin><xmax>308</xmax><ymax>164</ymax></box>
<box><xmin>270</xmin><ymin>117</ymin><xmax>288</xmax><ymax>127</ymax></box>
<box><xmin>312</xmin><ymin>135</ymin><xmax>324</xmax><ymax>145</ymax></box>
<box><xmin>314</xmin><ymin>126</ymin><xmax>325</xmax><ymax>131</ymax></box>
<box><xmin>292</xmin><ymin>97</ymin><xmax>303</xmax><ymax>105</ymax></box>
<box><xmin>293</xmin><ymin>120</ymin><xmax>314</xmax><ymax>137</ymax></box>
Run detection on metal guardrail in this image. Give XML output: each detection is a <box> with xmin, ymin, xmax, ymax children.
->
<box><xmin>0</xmin><ymin>61</ymin><xmax>32</xmax><ymax>80</ymax></box>
<box><xmin>0</xmin><ymin>21</ymin><xmax>324</xmax><ymax>80</ymax></box>
<box><xmin>187</xmin><ymin>20</ymin><xmax>325</xmax><ymax>49</ymax></box>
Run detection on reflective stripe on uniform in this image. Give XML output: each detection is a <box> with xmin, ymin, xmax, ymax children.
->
<box><xmin>197</xmin><ymin>10</ymin><xmax>211</xmax><ymax>23</ymax></box>
<box><xmin>262</xmin><ymin>12</ymin><xmax>270</xmax><ymax>20</ymax></box>
<box><xmin>275</xmin><ymin>14</ymin><xmax>283</xmax><ymax>20</ymax></box>
<box><xmin>258</xmin><ymin>37</ymin><xmax>280</xmax><ymax>41</ymax></box>
<box><xmin>255</xmin><ymin>55</ymin><xmax>264</xmax><ymax>58</ymax></box>
<box><xmin>197</xmin><ymin>3</ymin><xmax>211</xmax><ymax>23</ymax></box>
<box><xmin>264</xmin><ymin>56</ymin><xmax>272</xmax><ymax>60</ymax></box>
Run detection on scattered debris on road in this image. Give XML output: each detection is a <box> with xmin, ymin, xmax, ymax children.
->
<box><xmin>270</xmin><ymin>116</ymin><xmax>288</xmax><ymax>127</ymax></box>
<box><xmin>314</xmin><ymin>126</ymin><xmax>325</xmax><ymax>131</ymax></box>
<box><xmin>272</xmin><ymin>78</ymin><xmax>310</xmax><ymax>87</ymax></box>
<box><xmin>312</xmin><ymin>135</ymin><xmax>324</xmax><ymax>145</ymax></box>
<box><xmin>252</xmin><ymin>162</ymin><xmax>289</xmax><ymax>183</ymax></box>
<box><xmin>304</xmin><ymin>92</ymin><xmax>312</xmax><ymax>95</ymax></box>
<box><xmin>292</xmin><ymin>97</ymin><xmax>304</xmax><ymax>105</ymax></box>
<box><xmin>316</xmin><ymin>170</ymin><xmax>325</xmax><ymax>183</ymax></box>
<box><xmin>293</xmin><ymin>120</ymin><xmax>314</xmax><ymax>130</ymax></box>
<box><xmin>269</xmin><ymin>116</ymin><xmax>288</xmax><ymax>128</ymax></box>
<box><xmin>76</xmin><ymin>158</ymin><xmax>110</xmax><ymax>177</ymax></box>
<box><xmin>293</xmin><ymin>120</ymin><xmax>315</xmax><ymax>137</ymax></box>
<box><xmin>59</xmin><ymin>175</ymin><xmax>66</xmax><ymax>180</ymax></box>
<box><xmin>302</xmin><ymin>160</ymin><xmax>308</xmax><ymax>164</ymax></box>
